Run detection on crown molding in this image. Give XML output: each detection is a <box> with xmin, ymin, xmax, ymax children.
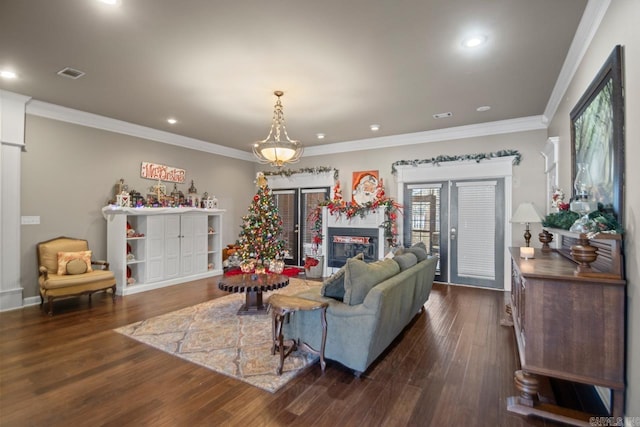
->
<box><xmin>303</xmin><ymin>116</ymin><xmax>547</xmax><ymax>157</ymax></box>
<box><xmin>542</xmin><ymin>0</ymin><xmax>611</xmax><ymax>124</ymax></box>
<box><xmin>24</xmin><ymin>98</ymin><xmax>547</xmax><ymax>161</ymax></box>
<box><xmin>26</xmin><ymin>100</ymin><xmax>254</xmax><ymax>162</ymax></box>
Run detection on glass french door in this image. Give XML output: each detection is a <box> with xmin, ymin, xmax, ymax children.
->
<box><xmin>273</xmin><ymin>187</ymin><xmax>329</xmax><ymax>266</ymax></box>
<box><xmin>403</xmin><ymin>178</ymin><xmax>504</xmax><ymax>289</ymax></box>
<box><xmin>404</xmin><ymin>183</ymin><xmax>448</xmax><ymax>282</ymax></box>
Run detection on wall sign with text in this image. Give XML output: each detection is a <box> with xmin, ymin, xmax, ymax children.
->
<box><xmin>140</xmin><ymin>162</ymin><xmax>186</xmax><ymax>183</ymax></box>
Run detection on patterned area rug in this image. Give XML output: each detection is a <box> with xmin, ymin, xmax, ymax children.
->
<box><xmin>115</xmin><ymin>278</ymin><xmax>322</xmax><ymax>393</ymax></box>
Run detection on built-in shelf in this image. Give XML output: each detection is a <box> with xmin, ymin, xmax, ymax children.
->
<box><xmin>103</xmin><ymin>206</ymin><xmax>225</xmax><ymax>295</ymax></box>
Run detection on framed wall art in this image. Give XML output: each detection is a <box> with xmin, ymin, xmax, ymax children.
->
<box><xmin>570</xmin><ymin>45</ymin><xmax>625</xmax><ymax>222</ymax></box>
<box><xmin>352</xmin><ymin>170</ymin><xmax>379</xmax><ymax>206</ymax></box>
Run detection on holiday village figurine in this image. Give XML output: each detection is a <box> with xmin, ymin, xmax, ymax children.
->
<box><xmin>188</xmin><ymin>180</ymin><xmax>198</xmax><ymax>194</ymax></box>
<box><xmin>116</xmin><ymin>191</ymin><xmax>131</xmax><ymax>208</ymax></box>
<box><xmin>151</xmin><ymin>178</ymin><xmax>166</xmax><ymax>203</ymax></box>
<box><xmin>332</xmin><ymin>180</ymin><xmax>341</xmax><ymax>200</ymax></box>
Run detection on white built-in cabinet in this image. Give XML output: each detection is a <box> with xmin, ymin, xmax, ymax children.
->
<box><xmin>102</xmin><ymin>206</ymin><xmax>224</xmax><ymax>295</ymax></box>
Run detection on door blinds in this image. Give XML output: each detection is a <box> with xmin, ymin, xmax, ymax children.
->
<box><xmin>456</xmin><ymin>181</ymin><xmax>496</xmax><ymax>280</ymax></box>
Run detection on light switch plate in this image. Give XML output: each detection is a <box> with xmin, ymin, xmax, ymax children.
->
<box><xmin>21</xmin><ymin>216</ymin><xmax>40</xmax><ymax>225</ymax></box>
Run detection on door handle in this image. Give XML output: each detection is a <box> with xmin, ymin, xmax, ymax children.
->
<box><xmin>450</xmin><ymin>227</ymin><xmax>456</xmax><ymax>240</ymax></box>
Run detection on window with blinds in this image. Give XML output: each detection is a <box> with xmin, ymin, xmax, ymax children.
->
<box><xmin>274</xmin><ymin>188</ymin><xmax>329</xmax><ymax>264</ymax></box>
<box><xmin>274</xmin><ymin>190</ymin><xmax>296</xmax><ymax>260</ymax></box>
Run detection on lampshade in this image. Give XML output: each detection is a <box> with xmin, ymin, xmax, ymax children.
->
<box><xmin>253</xmin><ymin>90</ymin><xmax>303</xmax><ymax>168</ymax></box>
<box><xmin>256</xmin><ymin>141</ymin><xmax>299</xmax><ymax>163</ymax></box>
<box><xmin>510</xmin><ymin>202</ymin><xmax>542</xmax><ymax>224</ymax></box>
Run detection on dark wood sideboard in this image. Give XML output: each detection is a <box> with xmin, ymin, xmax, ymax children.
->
<box><xmin>507</xmin><ymin>230</ymin><xmax>626</xmax><ymax>426</ymax></box>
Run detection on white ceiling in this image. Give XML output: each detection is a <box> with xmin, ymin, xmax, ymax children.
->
<box><xmin>0</xmin><ymin>0</ymin><xmax>589</xmax><ymax>157</ymax></box>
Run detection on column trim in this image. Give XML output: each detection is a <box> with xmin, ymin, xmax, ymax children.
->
<box><xmin>0</xmin><ymin>90</ymin><xmax>31</xmax><ymax>310</ymax></box>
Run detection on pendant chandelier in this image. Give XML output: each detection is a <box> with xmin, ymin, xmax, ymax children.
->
<box><xmin>253</xmin><ymin>90</ymin><xmax>303</xmax><ymax>168</ymax></box>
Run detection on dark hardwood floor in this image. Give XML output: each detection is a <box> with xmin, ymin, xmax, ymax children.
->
<box><xmin>0</xmin><ymin>277</ymin><xmax>566</xmax><ymax>426</ymax></box>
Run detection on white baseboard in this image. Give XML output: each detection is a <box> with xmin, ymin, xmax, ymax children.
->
<box><xmin>0</xmin><ymin>287</ymin><xmax>23</xmax><ymax>311</ymax></box>
<box><xmin>23</xmin><ymin>296</ymin><xmax>41</xmax><ymax>307</ymax></box>
<box><xmin>0</xmin><ymin>293</ymin><xmax>41</xmax><ymax>312</ymax></box>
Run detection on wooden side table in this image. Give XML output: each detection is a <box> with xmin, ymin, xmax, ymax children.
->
<box><xmin>269</xmin><ymin>294</ymin><xmax>329</xmax><ymax>375</ymax></box>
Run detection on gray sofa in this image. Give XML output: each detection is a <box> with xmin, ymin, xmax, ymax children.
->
<box><xmin>284</xmin><ymin>249</ymin><xmax>438</xmax><ymax>375</ymax></box>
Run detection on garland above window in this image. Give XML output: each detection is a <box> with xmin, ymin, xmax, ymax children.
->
<box><xmin>391</xmin><ymin>149</ymin><xmax>522</xmax><ymax>175</ymax></box>
<box><xmin>262</xmin><ymin>166</ymin><xmax>339</xmax><ymax>181</ymax></box>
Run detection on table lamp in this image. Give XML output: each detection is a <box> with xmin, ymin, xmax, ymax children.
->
<box><xmin>511</xmin><ymin>202</ymin><xmax>543</xmax><ymax>258</ymax></box>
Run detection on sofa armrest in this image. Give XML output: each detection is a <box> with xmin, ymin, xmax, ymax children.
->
<box><xmin>92</xmin><ymin>260</ymin><xmax>110</xmax><ymax>270</ymax></box>
<box><xmin>39</xmin><ymin>265</ymin><xmax>49</xmax><ymax>280</ymax></box>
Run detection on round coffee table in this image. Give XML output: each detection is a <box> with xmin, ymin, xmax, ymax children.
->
<box><xmin>218</xmin><ymin>273</ymin><xmax>289</xmax><ymax>315</ymax></box>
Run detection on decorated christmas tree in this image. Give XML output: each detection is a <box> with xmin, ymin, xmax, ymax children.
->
<box><xmin>237</xmin><ymin>173</ymin><xmax>285</xmax><ymax>263</ymax></box>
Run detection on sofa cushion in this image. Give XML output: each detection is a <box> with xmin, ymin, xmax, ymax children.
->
<box><xmin>321</xmin><ymin>252</ymin><xmax>364</xmax><ymax>300</ymax></box>
<box><xmin>66</xmin><ymin>258</ymin><xmax>88</xmax><ymax>275</ymax></box>
<box><xmin>343</xmin><ymin>258</ymin><xmax>400</xmax><ymax>306</ymax></box>
<box><xmin>404</xmin><ymin>242</ymin><xmax>428</xmax><ymax>261</ymax></box>
<box><xmin>40</xmin><ymin>269</ymin><xmax>115</xmax><ymax>290</ymax></box>
<box><xmin>393</xmin><ymin>252</ymin><xmax>418</xmax><ymax>271</ymax></box>
<box><xmin>57</xmin><ymin>251</ymin><xmax>93</xmax><ymax>276</ymax></box>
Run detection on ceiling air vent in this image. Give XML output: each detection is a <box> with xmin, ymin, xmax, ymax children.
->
<box><xmin>57</xmin><ymin>67</ymin><xmax>85</xmax><ymax>79</ymax></box>
<box><xmin>433</xmin><ymin>112</ymin><xmax>453</xmax><ymax>119</ymax></box>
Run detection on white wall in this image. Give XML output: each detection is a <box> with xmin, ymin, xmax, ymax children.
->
<box><xmin>547</xmin><ymin>0</ymin><xmax>639</xmax><ymax>413</ymax></box>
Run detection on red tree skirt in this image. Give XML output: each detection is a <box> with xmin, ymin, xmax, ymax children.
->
<box><xmin>224</xmin><ymin>266</ymin><xmax>301</xmax><ymax>277</ymax></box>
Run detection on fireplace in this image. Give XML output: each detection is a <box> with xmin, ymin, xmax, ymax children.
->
<box><xmin>319</xmin><ymin>206</ymin><xmax>386</xmax><ymax>276</ymax></box>
<box><xmin>327</xmin><ymin>227</ymin><xmax>379</xmax><ymax>268</ymax></box>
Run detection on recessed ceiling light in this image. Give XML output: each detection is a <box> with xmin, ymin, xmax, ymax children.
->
<box><xmin>476</xmin><ymin>106</ymin><xmax>491</xmax><ymax>112</ymax></box>
<box><xmin>462</xmin><ymin>35</ymin><xmax>487</xmax><ymax>48</ymax></box>
<box><xmin>167</xmin><ymin>118</ymin><xmax>177</xmax><ymax>124</ymax></box>
<box><xmin>433</xmin><ymin>112</ymin><xmax>453</xmax><ymax>119</ymax></box>
<box><xmin>98</xmin><ymin>0</ymin><xmax>120</xmax><ymax>5</ymax></box>
<box><xmin>316</xmin><ymin>133</ymin><xmax>325</xmax><ymax>140</ymax></box>
<box><xmin>370</xmin><ymin>124</ymin><xmax>380</xmax><ymax>132</ymax></box>
<box><xmin>0</xmin><ymin>70</ymin><xmax>17</xmax><ymax>79</ymax></box>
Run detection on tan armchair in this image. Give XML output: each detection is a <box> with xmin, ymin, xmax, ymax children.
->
<box><xmin>37</xmin><ymin>236</ymin><xmax>116</xmax><ymax>315</ymax></box>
